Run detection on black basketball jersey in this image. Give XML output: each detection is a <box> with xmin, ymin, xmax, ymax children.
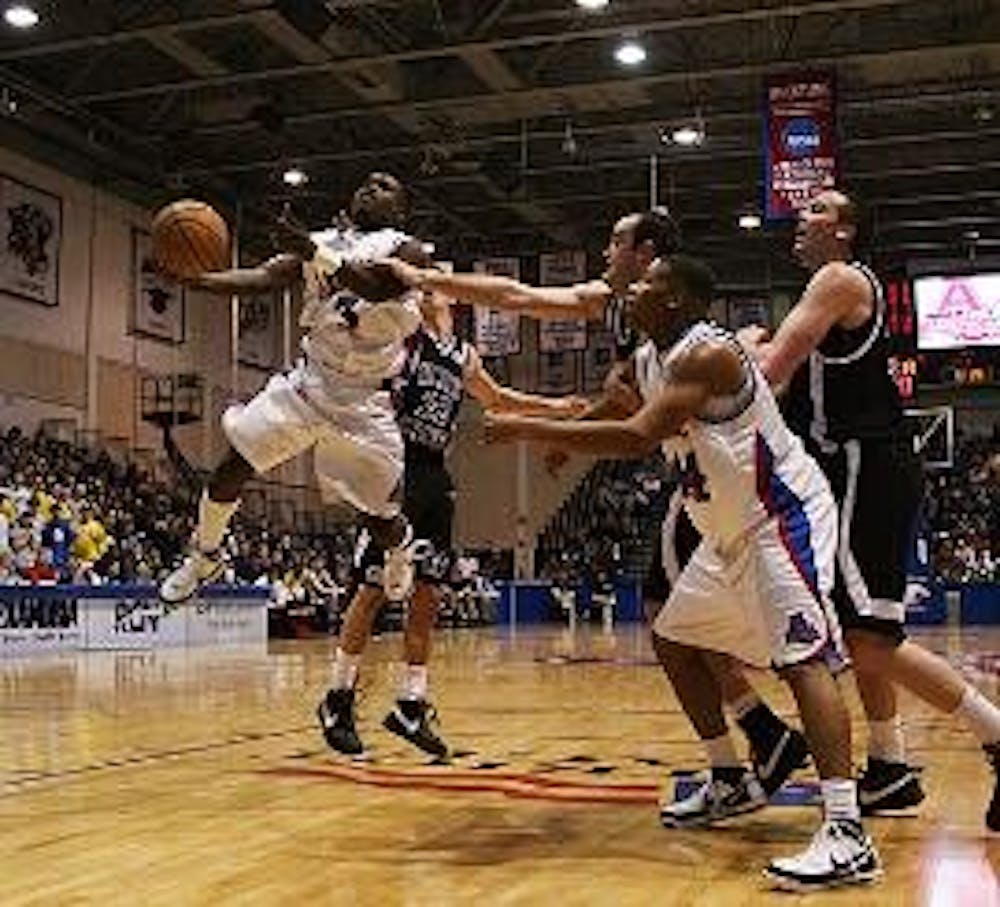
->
<box><xmin>784</xmin><ymin>262</ymin><xmax>903</xmax><ymax>446</ymax></box>
<box><xmin>391</xmin><ymin>327</ymin><xmax>470</xmax><ymax>458</ymax></box>
<box><xmin>605</xmin><ymin>293</ymin><xmax>638</xmax><ymax>360</ymax></box>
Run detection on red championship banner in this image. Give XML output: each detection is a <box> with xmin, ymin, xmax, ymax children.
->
<box><xmin>764</xmin><ymin>72</ymin><xmax>839</xmax><ymax>222</ymax></box>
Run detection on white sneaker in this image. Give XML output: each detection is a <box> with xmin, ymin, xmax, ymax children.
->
<box><xmin>660</xmin><ymin>769</ymin><xmax>767</xmax><ymax>828</ymax></box>
<box><xmin>383</xmin><ymin>527</ymin><xmax>415</xmax><ymax>602</ymax></box>
<box><xmin>765</xmin><ymin>819</ymin><xmax>882</xmax><ymax>891</ymax></box>
<box><xmin>159</xmin><ymin>550</ymin><xmax>224</xmax><ymax>605</ymax></box>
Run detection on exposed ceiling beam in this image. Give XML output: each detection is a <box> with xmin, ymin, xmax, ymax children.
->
<box><xmin>148</xmin><ymin>41</ymin><xmax>1000</xmax><ymax>145</ymax></box>
<box><xmin>181</xmin><ymin>118</ymin><xmax>1000</xmax><ymax>178</ymax></box>
<box><xmin>72</xmin><ymin>0</ymin><xmax>917</xmax><ymax>103</ymax></box>
<box><xmin>144</xmin><ymin>32</ymin><xmax>229</xmax><ymax>78</ymax></box>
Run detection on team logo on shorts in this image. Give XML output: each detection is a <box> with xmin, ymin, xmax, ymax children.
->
<box><xmin>785</xmin><ymin>612</ymin><xmax>820</xmax><ymax>646</ymax></box>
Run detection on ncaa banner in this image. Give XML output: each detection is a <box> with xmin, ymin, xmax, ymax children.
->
<box><xmin>539</xmin><ymin>251</ymin><xmax>588</xmax><ymax>352</ymax></box>
<box><xmin>764</xmin><ymin>72</ymin><xmax>839</xmax><ymax>221</ymax></box>
<box><xmin>238</xmin><ymin>291</ymin><xmax>279</xmax><ymax>369</ymax></box>
<box><xmin>583</xmin><ymin>324</ymin><xmax>616</xmax><ymax>393</ymax></box>
<box><xmin>473</xmin><ymin>257</ymin><xmax>521</xmax><ymax>357</ymax></box>
<box><xmin>727</xmin><ymin>296</ymin><xmax>772</xmax><ymax>329</ymax></box>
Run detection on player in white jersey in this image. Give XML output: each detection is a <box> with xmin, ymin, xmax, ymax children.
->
<box><xmin>159</xmin><ymin>172</ymin><xmax>428</xmax><ymax>608</ymax></box>
<box><xmin>484</xmin><ymin>256</ymin><xmax>881</xmax><ymax>892</ymax></box>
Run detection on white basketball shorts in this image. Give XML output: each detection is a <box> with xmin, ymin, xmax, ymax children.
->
<box><xmin>221</xmin><ymin>363</ymin><xmax>402</xmax><ymax>518</ymax></box>
<box><xmin>653</xmin><ymin>494</ymin><xmax>844</xmax><ymax>670</ymax></box>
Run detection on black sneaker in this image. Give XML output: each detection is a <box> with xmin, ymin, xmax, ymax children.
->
<box><xmin>383</xmin><ymin>699</ymin><xmax>449</xmax><ymax>758</ymax></box>
<box><xmin>985</xmin><ymin>742</ymin><xmax>1000</xmax><ymax>831</ymax></box>
<box><xmin>751</xmin><ymin>726</ymin><xmax>811</xmax><ymax>797</ymax></box>
<box><xmin>317</xmin><ymin>687</ymin><xmax>364</xmax><ymax>755</ymax></box>
<box><xmin>857</xmin><ymin>757</ymin><xmax>925</xmax><ymax>815</ymax></box>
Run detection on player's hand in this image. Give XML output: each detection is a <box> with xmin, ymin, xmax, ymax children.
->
<box><xmin>735</xmin><ymin>324</ymin><xmax>770</xmax><ymax>348</ymax></box>
<box><xmin>559</xmin><ymin>396</ymin><xmax>590</xmax><ymax>418</ymax></box>
<box><xmin>544</xmin><ymin>447</ymin><xmax>570</xmax><ymax>476</ymax></box>
<box><xmin>384</xmin><ymin>257</ymin><xmax>425</xmax><ymax>289</ymax></box>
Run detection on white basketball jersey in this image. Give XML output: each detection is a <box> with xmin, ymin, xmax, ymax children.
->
<box><xmin>635</xmin><ymin>322</ymin><xmax>830</xmax><ymax>553</ymax></box>
<box><xmin>299</xmin><ymin>226</ymin><xmax>422</xmax><ymax>385</ymax></box>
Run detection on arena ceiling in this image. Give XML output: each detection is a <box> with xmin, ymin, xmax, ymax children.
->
<box><xmin>0</xmin><ymin>0</ymin><xmax>998</xmax><ymax>288</ymax></box>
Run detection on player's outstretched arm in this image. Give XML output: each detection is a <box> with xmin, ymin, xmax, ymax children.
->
<box><xmin>464</xmin><ymin>347</ymin><xmax>588</xmax><ymax>418</ymax></box>
<box><xmin>188</xmin><ymin>253</ymin><xmax>303</xmax><ymax>295</ymax></box>
<box><xmin>386</xmin><ymin>259</ymin><xmax>611</xmax><ymax>321</ymax></box>
<box><xmin>757</xmin><ymin>261</ymin><xmax>870</xmax><ymax>387</ymax></box>
<box><xmin>483</xmin><ymin>343</ymin><xmax>741</xmax><ymax>457</ymax></box>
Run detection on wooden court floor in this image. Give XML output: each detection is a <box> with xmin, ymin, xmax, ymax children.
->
<box><xmin>2</xmin><ymin>624</ymin><xmax>999</xmax><ymax>906</ymax></box>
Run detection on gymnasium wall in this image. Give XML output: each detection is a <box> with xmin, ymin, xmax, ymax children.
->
<box><xmin>0</xmin><ymin>146</ymin><xmax>273</xmax><ymax>470</ymax></box>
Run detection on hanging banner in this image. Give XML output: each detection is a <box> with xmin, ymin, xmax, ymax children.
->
<box><xmin>238</xmin><ymin>292</ymin><xmax>279</xmax><ymax>369</ymax></box>
<box><xmin>0</xmin><ymin>175</ymin><xmax>61</xmax><ymax>307</ymax></box>
<box><xmin>473</xmin><ymin>257</ymin><xmax>521</xmax><ymax>357</ymax></box>
<box><xmin>539</xmin><ymin>251</ymin><xmax>588</xmax><ymax>352</ymax></box>
<box><xmin>537</xmin><ymin>351</ymin><xmax>577</xmax><ymax>394</ymax></box>
<box><xmin>132</xmin><ymin>228</ymin><xmax>185</xmax><ymax>343</ymax></box>
<box><xmin>764</xmin><ymin>72</ymin><xmax>839</xmax><ymax>222</ymax></box>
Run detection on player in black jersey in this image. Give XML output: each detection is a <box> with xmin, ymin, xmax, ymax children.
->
<box><xmin>745</xmin><ymin>189</ymin><xmax>1000</xmax><ymax>828</ymax></box>
<box><xmin>318</xmin><ymin>276</ymin><xmax>585</xmax><ymax>758</ymax></box>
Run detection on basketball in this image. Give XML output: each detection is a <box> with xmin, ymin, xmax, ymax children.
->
<box><xmin>150</xmin><ymin>199</ymin><xmax>230</xmax><ymax>281</ymax></box>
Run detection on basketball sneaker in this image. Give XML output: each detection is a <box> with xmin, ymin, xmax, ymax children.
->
<box><xmin>659</xmin><ymin>767</ymin><xmax>767</xmax><ymax>828</ymax></box>
<box><xmin>383</xmin><ymin>527</ymin><xmax>415</xmax><ymax>602</ymax></box>
<box><xmin>857</xmin><ymin>758</ymin><xmax>925</xmax><ymax>815</ymax></box>
<box><xmin>764</xmin><ymin>819</ymin><xmax>882</xmax><ymax>891</ymax></box>
<box><xmin>750</xmin><ymin>725</ymin><xmax>811</xmax><ymax>797</ymax></box>
<box><xmin>159</xmin><ymin>549</ymin><xmax>224</xmax><ymax>605</ymax></box>
<box><xmin>383</xmin><ymin>699</ymin><xmax>449</xmax><ymax>758</ymax></box>
<box><xmin>984</xmin><ymin>742</ymin><xmax>1000</xmax><ymax>831</ymax></box>
<box><xmin>317</xmin><ymin>687</ymin><xmax>364</xmax><ymax>755</ymax></box>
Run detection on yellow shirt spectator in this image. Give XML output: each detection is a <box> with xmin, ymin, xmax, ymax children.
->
<box><xmin>73</xmin><ymin>517</ymin><xmax>110</xmax><ymax>563</ymax></box>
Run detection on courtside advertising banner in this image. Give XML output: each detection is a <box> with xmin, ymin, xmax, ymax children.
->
<box><xmin>764</xmin><ymin>72</ymin><xmax>839</xmax><ymax>221</ymax></box>
<box><xmin>473</xmin><ymin>257</ymin><xmax>522</xmax><ymax>356</ymax></box>
<box><xmin>539</xmin><ymin>251</ymin><xmax>588</xmax><ymax>352</ymax></box>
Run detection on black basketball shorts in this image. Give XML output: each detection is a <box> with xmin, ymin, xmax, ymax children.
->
<box><xmin>355</xmin><ymin>455</ymin><xmax>455</xmax><ymax>588</ymax></box>
<box><xmin>813</xmin><ymin>435</ymin><xmax>922</xmax><ymax>645</ymax></box>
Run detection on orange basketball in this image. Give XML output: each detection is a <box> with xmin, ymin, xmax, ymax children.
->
<box><xmin>151</xmin><ymin>199</ymin><xmax>230</xmax><ymax>281</ymax></box>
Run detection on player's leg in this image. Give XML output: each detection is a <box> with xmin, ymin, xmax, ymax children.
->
<box><xmin>160</xmin><ymin>373</ymin><xmax>317</xmax><ymax>604</ymax></box>
<box><xmin>653</xmin><ymin>548</ymin><xmax>768</xmax><ymax>827</ymax></box>
<box><xmin>318</xmin><ymin>581</ymin><xmax>384</xmax><ymax>755</ymax></box>
<box><xmin>655</xmin><ymin>499</ymin><xmax>808</xmax><ymax>796</ymax></box>
<box><xmin>851</xmin><ymin>628</ymin><xmax>1000</xmax><ymax>830</ymax></box>
<box><xmin>383</xmin><ymin>460</ymin><xmax>454</xmax><ymax>757</ymax></box>
<box><xmin>758</xmin><ymin>495</ymin><xmax>880</xmax><ymax>891</ymax></box>
<box><xmin>832</xmin><ymin>439</ymin><xmax>925</xmax><ymax>813</ymax></box>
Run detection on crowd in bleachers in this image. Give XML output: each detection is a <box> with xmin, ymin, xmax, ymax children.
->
<box><xmin>0</xmin><ymin>426</ymin><xmax>358</xmax><ymax>596</ymax></box>
<box><xmin>1</xmin><ymin>420</ymin><xmax>996</xmax><ymax>598</ymax></box>
<box><xmin>927</xmin><ymin>431</ymin><xmax>1000</xmax><ymax>583</ymax></box>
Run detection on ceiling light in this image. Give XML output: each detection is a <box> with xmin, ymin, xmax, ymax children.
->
<box><xmin>561</xmin><ymin>120</ymin><xmax>578</xmax><ymax>156</ymax></box>
<box><xmin>282</xmin><ymin>167</ymin><xmax>308</xmax><ymax>187</ymax></box>
<box><xmin>671</xmin><ymin>125</ymin><xmax>704</xmax><ymax>146</ymax></box>
<box><xmin>973</xmin><ymin>105</ymin><xmax>994</xmax><ymax>124</ymax></box>
<box><xmin>4</xmin><ymin>4</ymin><xmax>39</xmax><ymax>28</ymax></box>
<box><xmin>614</xmin><ymin>40</ymin><xmax>646</xmax><ymax>66</ymax></box>
<box><xmin>738</xmin><ymin>213</ymin><xmax>762</xmax><ymax>231</ymax></box>
<box><xmin>576</xmin><ymin>0</ymin><xmax>609</xmax><ymax>9</ymax></box>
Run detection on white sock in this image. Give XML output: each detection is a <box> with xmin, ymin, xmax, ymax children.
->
<box><xmin>195</xmin><ymin>490</ymin><xmax>238</xmax><ymax>554</ymax></box>
<box><xmin>868</xmin><ymin>716</ymin><xmax>906</xmax><ymax>763</ymax></box>
<box><xmin>728</xmin><ymin>690</ymin><xmax>764</xmax><ymax>722</ymax></box>
<box><xmin>400</xmin><ymin>664</ymin><xmax>428</xmax><ymax>701</ymax></box>
<box><xmin>955</xmin><ymin>686</ymin><xmax>1000</xmax><ymax>745</ymax></box>
<box><xmin>331</xmin><ymin>648</ymin><xmax>361</xmax><ymax>690</ymax></box>
<box><xmin>821</xmin><ymin>778</ymin><xmax>860</xmax><ymax>823</ymax></box>
<box><xmin>703</xmin><ymin>732</ymin><xmax>742</xmax><ymax>769</ymax></box>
